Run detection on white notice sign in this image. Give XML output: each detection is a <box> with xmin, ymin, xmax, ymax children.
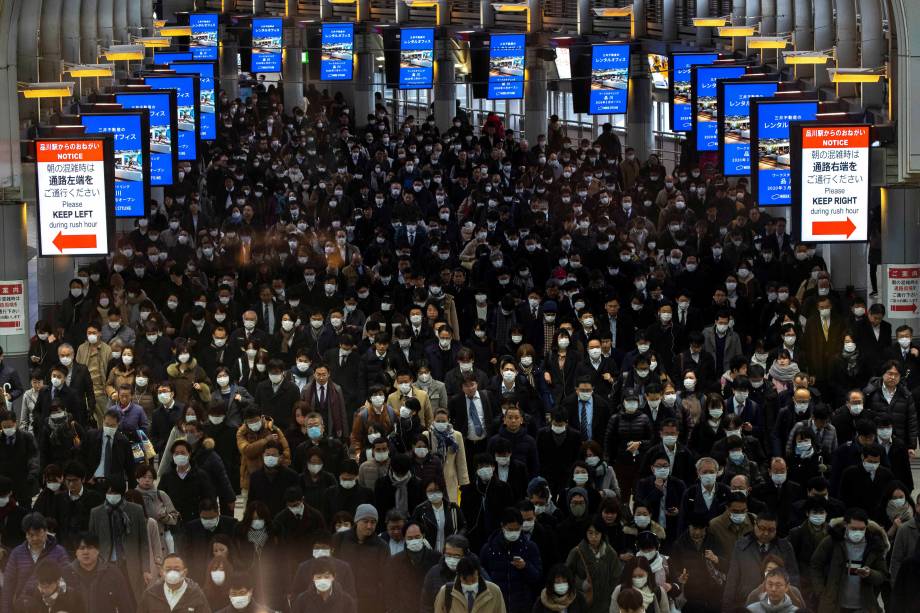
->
<box><xmin>797</xmin><ymin>125</ymin><xmax>870</xmax><ymax>243</ymax></box>
<box><xmin>0</xmin><ymin>281</ymin><xmax>25</xmax><ymax>335</ymax></box>
<box><xmin>886</xmin><ymin>265</ymin><xmax>920</xmax><ymax>319</ymax></box>
<box><xmin>36</xmin><ymin>138</ymin><xmax>110</xmax><ymax>256</ymax></box>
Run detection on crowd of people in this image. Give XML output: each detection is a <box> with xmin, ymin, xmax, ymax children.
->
<box><xmin>0</xmin><ymin>81</ymin><xmax>915</xmax><ymax>613</ymax></box>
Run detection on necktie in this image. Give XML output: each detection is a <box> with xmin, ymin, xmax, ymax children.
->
<box><xmin>822</xmin><ymin>319</ymin><xmax>829</xmax><ymax>340</ymax></box>
<box><xmin>103</xmin><ymin>435</ymin><xmax>112</xmax><ymax>476</ymax></box>
<box><xmin>760</xmin><ymin>543</ymin><xmax>768</xmax><ymax>555</ymax></box>
<box><xmin>264</xmin><ymin>304</ymin><xmax>271</xmax><ymax>332</ymax></box>
<box><xmin>580</xmin><ymin>400</ymin><xmax>590</xmax><ymax>440</ymax></box>
<box><xmin>319</xmin><ymin>385</ymin><xmax>325</xmax><ymax>406</ymax></box>
<box><xmin>468</xmin><ymin>397</ymin><xmax>484</xmax><ymax>437</ymax></box>
<box><xmin>340</xmin><ymin>353</ymin><xmax>345</xmax><ymax>367</ymax></box>
<box><xmin>467</xmin><ymin>592</ymin><xmax>475</xmax><ymax>611</ymax></box>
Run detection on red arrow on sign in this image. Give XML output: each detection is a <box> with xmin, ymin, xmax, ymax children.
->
<box><xmin>812</xmin><ymin>218</ymin><xmax>857</xmax><ymax>238</ymax></box>
<box><xmin>52</xmin><ymin>231</ymin><xmax>97</xmax><ymax>252</ymax></box>
<box><xmin>892</xmin><ymin>304</ymin><xmax>918</xmax><ymax>313</ymax></box>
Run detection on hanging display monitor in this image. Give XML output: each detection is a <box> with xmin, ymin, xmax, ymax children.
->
<box><xmin>189</xmin><ymin>13</ymin><xmax>219</xmax><ymax>60</ymax></box>
<box><xmin>791</xmin><ymin>123</ymin><xmax>870</xmax><ymax>243</ymax></box>
<box><xmin>648</xmin><ymin>53</ymin><xmax>669</xmax><ymax>89</ymax></box>
<box><xmin>669</xmin><ymin>52</ymin><xmax>719</xmax><ymax>132</ymax></box>
<box><xmin>169</xmin><ymin>61</ymin><xmax>217</xmax><ymax>141</ymax></box>
<box><xmin>80</xmin><ymin>111</ymin><xmax>150</xmax><ymax>218</ymax></box>
<box><xmin>114</xmin><ymin>90</ymin><xmax>179</xmax><ymax>187</ymax></box>
<box><xmin>154</xmin><ymin>51</ymin><xmax>193</xmax><ymax>64</ymax></box>
<box><xmin>691</xmin><ymin>64</ymin><xmax>747</xmax><ymax>152</ymax></box>
<box><xmin>252</xmin><ymin>17</ymin><xmax>283</xmax><ymax>73</ymax></box>
<box><xmin>320</xmin><ymin>23</ymin><xmax>355</xmax><ymax>81</ymax></box>
<box><xmin>487</xmin><ymin>34</ymin><xmax>525</xmax><ymax>100</ymax></box>
<box><xmin>718</xmin><ymin>79</ymin><xmax>779</xmax><ymax>176</ymax></box>
<box><xmin>36</xmin><ymin>137</ymin><xmax>115</xmax><ymax>256</ymax></box>
<box><xmin>589</xmin><ymin>43</ymin><xmax>631</xmax><ymax>115</ymax></box>
<box><xmin>143</xmin><ymin>75</ymin><xmax>200</xmax><ymax>162</ymax></box>
<box><xmin>399</xmin><ymin>28</ymin><xmax>435</xmax><ymax>90</ymax></box>
<box><xmin>750</xmin><ymin>98</ymin><xmax>819</xmax><ymax>206</ymax></box>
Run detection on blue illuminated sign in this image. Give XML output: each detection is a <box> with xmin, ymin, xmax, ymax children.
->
<box><xmin>154</xmin><ymin>51</ymin><xmax>193</xmax><ymax>64</ymax></box>
<box><xmin>169</xmin><ymin>62</ymin><xmax>217</xmax><ymax>141</ymax></box>
<box><xmin>144</xmin><ymin>75</ymin><xmax>198</xmax><ymax>162</ymax></box>
<box><xmin>589</xmin><ymin>44</ymin><xmax>630</xmax><ymax>115</ymax></box>
<box><xmin>488</xmin><ymin>34</ymin><xmax>525</xmax><ymax>100</ymax></box>
<box><xmin>190</xmin><ymin>14</ymin><xmax>219</xmax><ymax>60</ymax></box>
<box><xmin>670</xmin><ymin>52</ymin><xmax>719</xmax><ymax>132</ymax></box>
<box><xmin>692</xmin><ymin>65</ymin><xmax>747</xmax><ymax>152</ymax></box>
<box><xmin>399</xmin><ymin>28</ymin><xmax>434</xmax><ymax>90</ymax></box>
<box><xmin>81</xmin><ymin>113</ymin><xmax>148</xmax><ymax>217</ymax></box>
<box><xmin>252</xmin><ymin>17</ymin><xmax>282</xmax><ymax>73</ymax></box>
<box><xmin>321</xmin><ymin>23</ymin><xmax>355</xmax><ymax>81</ymax></box>
<box><xmin>719</xmin><ymin>80</ymin><xmax>778</xmax><ymax>176</ymax></box>
<box><xmin>752</xmin><ymin>99</ymin><xmax>819</xmax><ymax>206</ymax></box>
<box><xmin>115</xmin><ymin>91</ymin><xmax>176</xmax><ymax>187</ymax></box>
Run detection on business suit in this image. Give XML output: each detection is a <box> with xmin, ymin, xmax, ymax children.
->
<box><xmin>448</xmin><ymin>389</ymin><xmax>497</xmax><ymax>474</ymax></box>
<box><xmin>80</xmin><ymin>428</ymin><xmax>137</xmax><ymax>489</ymax></box>
<box><xmin>702</xmin><ymin>325</ymin><xmax>743</xmax><ymax>375</ymax></box>
<box><xmin>854</xmin><ymin>319</ymin><xmax>892</xmax><ymax>366</ymax></box>
<box><xmin>65</xmin><ymin>363</ymin><xmax>96</xmax><ymax>427</ymax></box>
<box><xmin>635</xmin><ymin>475</ymin><xmax>687</xmax><ymax>544</ymax></box>
<box><xmin>560</xmin><ymin>391</ymin><xmax>611</xmax><ymax>446</ymax></box>
<box><xmin>301</xmin><ymin>379</ymin><xmax>349</xmax><ymax>439</ymax></box>
<box><xmin>324</xmin><ymin>347</ymin><xmax>363</xmax><ymax>411</ymax></box>
<box><xmin>88</xmin><ymin>500</ymin><xmax>149</xmax><ymax>598</ymax></box>
<box><xmin>801</xmin><ymin>313</ymin><xmax>846</xmax><ymax>385</ymax></box>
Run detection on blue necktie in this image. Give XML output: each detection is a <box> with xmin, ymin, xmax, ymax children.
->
<box><xmin>580</xmin><ymin>400</ymin><xmax>590</xmax><ymax>440</ymax></box>
<box><xmin>468</xmin><ymin>397</ymin><xmax>484</xmax><ymax>437</ymax></box>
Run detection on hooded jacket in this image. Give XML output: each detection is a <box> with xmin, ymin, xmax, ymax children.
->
<box><xmin>809</xmin><ymin>522</ymin><xmax>889</xmax><ymax>613</ymax></box>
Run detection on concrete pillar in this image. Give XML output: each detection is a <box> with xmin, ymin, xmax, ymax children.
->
<box><xmin>662</xmin><ymin>0</ymin><xmax>676</xmax><ymax>40</ymax></box>
<box><xmin>633</xmin><ymin>0</ymin><xmax>645</xmax><ymax>38</ymax></box>
<box><xmin>481</xmin><ymin>0</ymin><xmax>493</xmax><ymax>28</ymax></box>
<box><xmin>161</xmin><ymin>0</ymin><xmax>194</xmax><ymax>19</ymax></box>
<box><xmin>760</xmin><ymin>0</ymin><xmax>776</xmax><ymax>34</ymax></box>
<box><xmin>858</xmin><ymin>0</ymin><xmax>884</xmax><ymax>109</ymax></box>
<box><xmin>793</xmin><ymin>0</ymin><xmax>812</xmax><ymax>51</ymax></box>
<box><xmin>140</xmin><ymin>0</ymin><xmax>153</xmax><ymax>34</ymax></box>
<box><xmin>835</xmin><ymin>0</ymin><xmax>857</xmax><ymax>68</ymax></box>
<box><xmin>813</xmin><ymin>0</ymin><xmax>832</xmax><ymax>48</ymax></box>
<box><xmin>523</xmin><ymin>46</ymin><xmax>546</xmax><ymax>143</ymax></box>
<box><xmin>0</xmin><ymin>204</ymin><xmax>34</xmax><ymax>365</ymax></box>
<box><xmin>282</xmin><ymin>41</ymin><xmax>304</xmax><ymax>114</ymax></box>
<box><xmin>577</xmin><ymin>0</ymin><xmax>592</xmax><ymax>35</ymax></box>
<box><xmin>745</xmin><ymin>0</ymin><xmax>760</xmax><ymax>21</ymax></box>
<box><xmin>319</xmin><ymin>0</ymin><xmax>333</xmax><ymax>20</ymax></box>
<box><xmin>395</xmin><ymin>1</ymin><xmax>410</xmax><ymax>23</ymax></box>
<box><xmin>776</xmin><ymin>0</ymin><xmax>793</xmax><ymax>34</ymax></box>
<box><xmin>695</xmin><ymin>0</ymin><xmax>711</xmax><ymax>47</ymax></box>
<box><xmin>62</xmin><ymin>0</ymin><xmax>82</xmax><ymax>63</ymax></box>
<box><xmin>39</xmin><ymin>0</ymin><xmax>63</xmax><ymax>85</ymax></box>
<box><xmin>0</xmin><ymin>0</ymin><xmax>23</xmax><ymax>193</ymax></box>
<box><xmin>626</xmin><ymin>56</ymin><xmax>652</xmax><ymax>160</ymax></box>
<box><xmin>114</xmin><ymin>0</ymin><xmax>129</xmax><ymax>43</ymax></box>
<box><xmin>881</xmin><ymin>186</ymin><xmax>920</xmax><ymax>328</ymax></box>
<box><xmin>98</xmin><ymin>0</ymin><xmax>115</xmax><ymax>49</ymax></box>
<box><xmin>353</xmin><ymin>34</ymin><xmax>376</xmax><ymax>126</ymax></box>
<box><xmin>80</xmin><ymin>0</ymin><xmax>99</xmax><ymax>68</ymax></box>
<box><xmin>433</xmin><ymin>37</ymin><xmax>456</xmax><ymax>132</ymax></box>
<box><xmin>527</xmin><ymin>0</ymin><xmax>542</xmax><ymax>32</ymax></box>
<box><xmin>221</xmin><ymin>37</ymin><xmax>240</xmax><ymax>100</ymax></box>
<box><xmin>253</xmin><ymin>0</ymin><xmax>266</xmax><ymax>13</ymax></box>
<box><xmin>17</xmin><ymin>0</ymin><xmax>40</xmax><ymax>123</ymax></box>
<box><xmin>127</xmin><ymin>0</ymin><xmax>142</xmax><ymax>38</ymax></box>
<box><xmin>732</xmin><ymin>0</ymin><xmax>745</xmax><ymax>23</ymax></box>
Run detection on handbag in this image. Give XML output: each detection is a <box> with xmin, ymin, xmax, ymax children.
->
<box><xmin>131</xmin><ymin>430</ymin><xmax>156</xmax><ymax>464</ymax></box>
<box><xmin>576</xmin><ymin>547</ymin><xmax>595</xmax><ymax>606</ymax></box>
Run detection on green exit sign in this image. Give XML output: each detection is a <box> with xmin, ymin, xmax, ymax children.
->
<box><xmin>302</xmin><ymin>51</ymin><xmax>309</xmax><ymax>64</ymax></box>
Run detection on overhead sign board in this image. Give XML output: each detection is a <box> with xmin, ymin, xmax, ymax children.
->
<box><xmin>154</xmin><ymin>51</ymin><xmax>193</xmax><ymax>64</ymax></box>
<box><xmin>648</xmin><ymin>53</ymin><xmax>669</xmax><ymax>89</ymax></box>
<box><xmin>36</xmin><ymin>138</ymin><xmax>114</xmax><ymax>257</ymax></box>
<box><xmin>589</xmin><ymin>44</ymin><xmax>630</xmax><ymax>115</ymax></box>
<box><xmin>252</xmin><ymin>17</ymin><xmax>283</xmax><ymax>73</ymax></box>
<box><xmin>691</xmin><ymin>64</ymin><xmax>747</xmax><ymax>152</ymax></box>
<box><xmin>189</xmin><ymin>13</ymin><xmax>219</xmax><ymax>60</ymax></box>
<box><xmin>487</xmin><ymin>34</ymin><xmax>525</xmax><ymax>100</ymax></box>
<box><xmin>750</xmin><ymin>98</ymin><xmax>819</xmax><ymax>206</ymax></box>
<box><xmin>80</xmin><ymin>111</ymin><xmax>150</xmax><ymax>218</ymax></box>
<box><xmin>886</xmin><ymin>265</ymin><xmax>920</xmax><ymax>318</ymax></box>
<box><xmin>114</xmin><ymin>90</ymin><xmax>179</xmax><ymax>187</ymax></box>
<box><xmin>169</xmin><ymin>61</ymin><xmax>217</xmax><ymax>141</ymax></box>
<box><xmin>669</xmin><ymin>52</ymin><xmax>719</xmax><ymax>132</ymax></box>
<box><xmin>143</xmin><ymin>75</ymin><xmax>200</xmax><ymax>162</ymax></box>
<box><xmin>399</xmin><ymin>28</ymin><xmax>434</xmax><ymax>90</ymax></box>
<box><xmin>718</xmin><ymin>79</ymin><xmax>779</xmax><ymax>176</ymax></box>
<box><xmin>320</xmin><ymin>23</ymin><xmax>355</xmax><ymax>81</ymax></box>
<box><xmin>791</xmin><ymin>123</ymin><xmax>870</xmax><ymax>243</ymax></box>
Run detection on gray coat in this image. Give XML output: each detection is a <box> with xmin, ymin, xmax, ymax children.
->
<box><xmin>702</xmin><ymin>326</ymin><xmax>743</xmax><ymax>371</ymax></box>
<box><xmin>418</xmin><ymin>379</ymin><xmax>448</xmax><ymax>411</ymax></box>
<box><xmin>722</xmin><ymin>534</ymin><xmax>800</xmax><ymax>610</ymax></box>
<box><xmin>889</xmin><ymin>515</ymin><xmax>919</xmax><ymax>586</ymax></box>
<box><xmin>88</xmin><ymin>501</ymin><xmax>149</xmax><ymax>598</ymax></box>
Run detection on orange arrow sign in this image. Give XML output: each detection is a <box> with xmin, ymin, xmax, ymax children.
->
<box><xmin>812</xmin><ymin>218</ymin><xmax>856</xmax><ymax>238</ymax></box>
<box><xmin>52</xmin><ymin>231</ymin><xmax>97</xmax><ymax>252</ymax></box>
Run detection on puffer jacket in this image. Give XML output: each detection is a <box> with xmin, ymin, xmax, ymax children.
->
<box><xmin>1</xmin><ymin>537</ymin><xmax>70</xmax><ymax>613</ymax></box>
<box><xmin>235</xmin><ymin>418</ymin><xmax>291</xmax><ymax>490</ymax></box>
<box><xmin>165</xmin><ymin>358</ymin><xmax>212</xmax><ymax>406</ymax></box>
<box><xmin>603</xmin><ymin>410</ymin><xmax>653</xmax><ymax>463</ymax></box>
<box><xmin>810</xmin><ymin>523</ymin><xmax>888</xmax><ymax>613</ymax></box>
<box><xmin>864</xmin><ymin>378</ymin><xmax>918</xmax><ymax>449</ymax></box>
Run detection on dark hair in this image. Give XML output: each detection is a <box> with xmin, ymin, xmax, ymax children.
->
<box><xmin>617</xmin><ymin>587</ymin><xmax>644</xmax><ymax>611</ymax></box>
<box><xmin>544</xmin><ymin>563</ymin><xmax>574</xmax><ymax>592</ymax></box>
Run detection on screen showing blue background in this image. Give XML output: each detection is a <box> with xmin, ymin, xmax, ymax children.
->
<box><xmin>190</xmin><ymin>14</ymin><xmax>219</xmax><ymax>60</ymax></box>
<box><xmin>721</xmin><ymin>81</ymin><xmax>778</xmax><ymax>176</ymax></box>
<box><xmin>694</xmin><ymin>65</ymin><xmax>746</xmax><ymax>151</ymax></box>
<box><xmin>81</xmin><ymin>114</ymin><xmax>146</xmax><ymax>217</ymax></box>
<box><xmin>589</xmin><ymin>44</ymin><xmax>630</xmax><ymax>114</ymax></box>
<box><xmin>754</xmin><ymin>100</ymin><xmax>819</xmax><ymax>205</ymax></box>
<box><xmin>115</xmin><ymin>92</ymin><xmax>174</xmax><ymax>187</ymax></box>
<box><xmin>252</xmin><ymin>18</ymin><xmax>282</xmax><ymax>72</ymax></box>
<box><xmin>488</xmin><ymin>34</ymin><xmax>525</xmax><ymax>100</ymax></box>
<box><xmin>145</xmin><ymin>76</ymin><xmax>197</xmax><ymax>162</ymax></box>
<box><xmin>169</xmin><ymin>63</ymin><xmax>216</xmax><ymax>141</ymax></box>
<box><xmin>154</xmin><ymin>51</ymin><xmax>193</xmax><ymax>64</ymax></box>
<box><xmin>671</xmin><ymin>53</ymin><xmax>719</xmax><ymax>132</ymax></box>
<box><xmin>321</xmin><ymin>23</ymin><xmax>355</xmax><ymax>81</ymax></box>
<box><xmin>399</xmin><ymin>28</ymin><xmax>434</xmax><ymax>90</ymax></box>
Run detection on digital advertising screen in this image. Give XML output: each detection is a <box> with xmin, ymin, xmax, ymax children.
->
<box><xmin>398</xmin><ymin>28</ymin><xmax>434</xmax><ymax>90</ymax></box>
<box><xmin>154</xmin><ymin>51</ymin><xmax>193</xmax><ymax>64</ymax></box>
<box><xmin>487</xmin><ymin>34</ymin><xmax>525</xmax><ymax>100</ymax></box>
<box><xmin>751</xmin><ymin>99</ymin><xmax>819</xmax><ymax>206</ymax></box>
<box><xmin>589</xmin><ymin>44</ymin><xmax>630</xmax><ymax>115</ymax></box>
<box><xmin>648</xmin><ymin>53</ymin><xmax>669</xmax><ymax>89</ymax></box>
<box><xmin>80</xmin><ymin>113</ymin><xmax>149</xmax><ymax>218</ymax></box>
<box><xmin>669</xmin><ymin>52</ymin><xmax>719</xmax><ymax>132</ymax></box>
<box><xmin>189</xmin><ymin>13</ymin><xmax>219</xmax><ymax>60</ymax></box>
<box><xmin>143</xmin><ymin>75</ymin><xmax>199</xmax><ymax>162</ymax></box>
<box><xmin>169</xmin><ymin>61</ymin><xmax>217</xmax><ymax>141</ymax></box>
<box><xmin>554</xmin><ymin>47</ymin><xmax>571</xmax><ymax>80</ymax></box>
<box><xmin>691</xmin><ymin>64</ymin><xmax>747</xmax><ymax>152</ymax></box>
<box><xmin>320</xmin><ymin>23</ymin><xmax>355</xmax><ymax>81</ymax></box>
<box><xmin>252</xmin><ymin>17</ymin><xmax>282</xmax><ymax>73</ymax></box>
<box><xmin>114</xmin><ymin>90</ymin><xmax>178</xmax><ymax>187</ymax></box>
<box><xmin>718</xmin><ymin>80</ymin><xmax>779</xmax><ymax>176</ymax></box>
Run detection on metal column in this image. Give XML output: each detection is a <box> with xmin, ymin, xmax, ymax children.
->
<box><xmin>662</xmin><ymin>0</ymin><xmax>676</xmax><ymax>40</ymax></box>
<box><xmin>626</xmin><ymin>54</ymin><xmax>652</xmax><ymax>160</ymax></box>
<box><xmin>221</xmin><ymin>36</ymin><xmax>240</xmax><ymax>100</ymax></box>
<box><xmin>776</xmin><ymin>0</ymin><xmax>793</xmax><ymax>34</ymax></box>
<box><xmin>352</xmin><ymin>31</ymin><xmax>376</xmax><ymax>127</ymax></box>
<box><xmin>114</xmin><ymin>0</ymin><xmax>128</xmax><ymax>43</ymax></box>
<box><xmin>98</xmin><ymin>0</ymin><xmax>115</xmax><ymax>49</ymax></box>
<box><xmin>433</xmin><ymin>0</ymin><xmax>455</xmax><ymax>132</ymax></box>
<box><xmin>80</xmin><ymin>0</ymin><xmax>99</xmax><ymax>72</ymax></box>
<box><xmin>62</xmin><ymin>0</ymin><xmax>82</xmax><ymax>64</ymax></box>
<box><xmin>760</xmin><ymin>0</ymin><xmax>776</xmax><ymax>35</ymax></box>
<box><xmin>481</xmin><ymin>0</ymin><xmax>493</xmax><ymax>28</ymax></box>
<box><xmin>523</xmin><ymin>45</ymin><xmax>546</xmax><ymax>142</ymax></box>
<box><xmin>577</xmin><ymin>0</ymin><xmax>592</xmax><ymax>35</ymax></box>
<box><xmin>39</xmin><ymin>0</ymin><xmax>63</xmax><ymax>85</ymax></box>
<box><xmin>858</xmin><ymin>0</ymin><xmax>884</xmax><ymax>109</ymax></box>
<box><xmin>881</xmin><ymin>187</ymin><xmax>920</xmax><ymax>329</ymax></box>
<box><xmin>695</xmin><ymin>0</ymin><xmax>711</xmax><ymax>47</ymax></box>
<box><xmin>792</xmin><ymin>0</ymin><xmax>812</xmax><ymax>51</ymax></box>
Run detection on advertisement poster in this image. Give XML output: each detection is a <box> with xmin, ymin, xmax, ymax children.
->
<box><xmin>189</xmin><ymin>13</ymin><xmax>219</xmax><ymax>60</ymax></box>
<box><xmin>321</xmin><ymin>23</ymin><xmax>355</xmax><ymax>81</ymax></box>
<box><xmin>648</xmin><ymin>53</ymin><xmax>669</xmax><ymax>89</ymax></box>
<box><xmin>154</xmin><ymin>51</ymin><xmax>193</xmax><ymax>64</ymax></box>
<box><xmin>719</xmin><ymin>80</ymin><xmax>779</xmax><ymax>176</ymax></box>
<box><xmin>669</xmin><ymin>52</ymin><xmax>719</xmax><ymax>132</ymax></box>
<box><xmin>589</xmin><ymin>44</ymin><xmax>630</xmax><ymax>114</ymax></box>
<box><xmin>80</xmin><ymin>113</ymin><xmax>149</xmax><ymax>217</ymax></box>
<box><xmin>691</xmin><ymin>64</ymin><xmax>746</xmax><ymax>152</ymax></box>
<box><xmin>488</xmin><ymin>34</ymin><xmax>525</xmax><ymax>100</ymax></box>
<box><xmin>144</xmin><ymin>75</ymin><xmax>199</xmax><ymax>162</ymax></box>
<box><xmin>399</xmin><ymin>28</ymin><xmax>434</xmax><ymax>90</ymax></box>
<box><xmin>751</xmin><ymin>99</ymin><xmax>819</xmax><ymax>205</ymax></box>
<box><xmin>169</xmin><ymin>62</ymin><xmax>217</xmax><ymax>141</ymax></box>
<box><xmin>115</xmin><ymin>91</ymin><xmax>177</xmax><ymax>187</ymax></box>
<box><xmin>252</xmin><ymin>17</ymin><xmax>283</xmax><ymax>73</ymax></box>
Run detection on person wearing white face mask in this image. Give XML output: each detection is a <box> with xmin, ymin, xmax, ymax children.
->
<box><xmin>839</xmin><ymin>444</ymin><xmax>894</xmax><ymax>513</ymax></box>
<box><xmin>236</xmin><ymin>408</ymin><xmax>291</xmax><ymax>493</ymax></box>
<box><xmin>433</xmin><ymin>556</ymin><xmax>505</xmax><ymax>613</ymax></box>
<box><xmin>87</xmin><ymin>476</ymin><xmax>150</xmax><ymax>599</ymax></box>
<box><xmin>165</xmin><ymin>340</ymin><xmax>212</xmax><ymax>407</ymax></box>
<box><xmin>381</xmin><ymin>521</ymin><xmax>443</xmax><ymax>611</ymax></box>
<box><xmin>635</xmin><ymin>449</ymin><xmax>688</xmax><ymax>541</ymax></box>
<box><xmin>290</xmin><ymin>558</ymin><xmax>357</xmax><ymax>612</ymax></box>
<box><xmin>247</xmin><ymin>443</ymin><xmax>300</xmax><ymax>519</ymax></box>
<box><xmin>478</xmin><ymin>507</ymin><xmax>543</xmax><ymax>611</ymax></box>
<box><xmin>135</xmin><ymin>553</ymin><xmax>210</xmax><ymax>613</ymax></box>
<box><xmin>703</xmin><ymin>310</ymin><xmax>743</xmax><ymax>379</ymax></box>
<box><xmin>75</xmin><ymin>323</ymin><xmax>113</xmax><ymax>427</ymax></box>
<box><xmin>252</xmin><ymin>359</ymin><xmax>301</xmax><ymax>433</ymax></box>
<box><xmin>865</xmin><ymin>360</ymin><xmax>918</xmax><ymax>452</ymax></box>
<box><xmin>605</xmin><ymin>389</ymin><xmax>653</xmax><ymax>504</ymax></box>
